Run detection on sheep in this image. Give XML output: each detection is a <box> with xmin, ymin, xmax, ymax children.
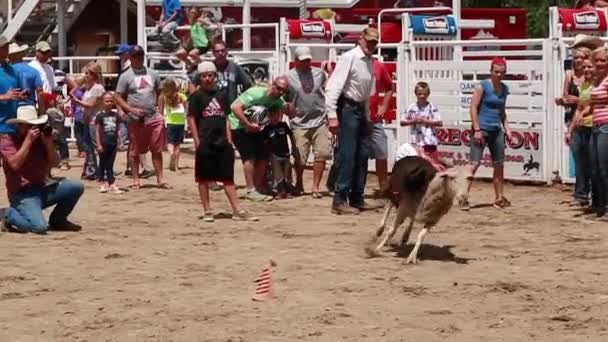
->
<box><xmin>365</xmin><ymin>156</ymin><xmax>465</xmax><ymax>264</ymax></box>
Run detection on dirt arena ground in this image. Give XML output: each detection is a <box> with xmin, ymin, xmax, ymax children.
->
<box><xmin>0</xmin><ymin>147</ymin><xmax>607</xmax><ymax>342</ymax></box>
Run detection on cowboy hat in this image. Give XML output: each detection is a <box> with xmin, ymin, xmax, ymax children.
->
<box><xmin>7</xmin><ymin>106</ymin><xmax>48</xmax><ymax>125</ymax></box>
<box><xmin>568</xmin><ymin>34</ymin><xmax>604</xmax><ymax>50</ymax></box>
<box><xmin>8</xmin><ymin>43</ymin><xmax>28</xmax><ymax>55</ymax></box>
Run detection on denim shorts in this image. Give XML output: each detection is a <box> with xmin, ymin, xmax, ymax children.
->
<box><xmin>167</xmin><ymin>124</ymin><xmax>185</xmax><ymax>145</ymax></box>
<box><xmin>368</xmin><ymin>122</ymin><xmax>388</xmax><ymax>160</ymax></box>
<box><xmin>469</xmin><ymin>129</ymin><xmax>505</xmax><ymax>165</ymax></box>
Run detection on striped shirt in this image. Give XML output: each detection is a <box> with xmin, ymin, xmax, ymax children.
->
<box><xmin>591</xmin><ymin>77</ymin><xmax>608</xmax><ymax>125</ymax></box>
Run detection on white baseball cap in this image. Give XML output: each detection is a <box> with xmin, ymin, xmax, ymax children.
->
<box><xmin>294</xmin><ymin>46</ymin><xmax>312</xmax><ymax>61</ymax></box>
<box><xmin>198</xmin><ymin>61</ymin><xmax>217</xmax><ymax>73</ymax></box>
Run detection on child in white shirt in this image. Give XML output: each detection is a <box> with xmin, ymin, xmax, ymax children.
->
<box><xmin>400</xmin><ymin>81</ymin><xmax>444</xmax><ymax>170</ymax></box>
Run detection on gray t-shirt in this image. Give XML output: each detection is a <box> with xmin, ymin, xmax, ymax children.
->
<box><xmin>115</xmin><ymin>66</ymin><xmax>160</xmax><ymax>120</ymax></box>
<box><xmin>287</xmin><ymin>67</ymin><xmax>327</xmax><ymax>129</ymax></box>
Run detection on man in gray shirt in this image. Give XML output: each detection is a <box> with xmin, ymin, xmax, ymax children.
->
<box><xmin>114</xmin><ymin>45</ymin><xmax>170</xmax><ymax>189</ymax></box>
<box><xmin>286</xmin><ymin>46</ymin><xmax>331</xmax><ymax>198</ymax></box>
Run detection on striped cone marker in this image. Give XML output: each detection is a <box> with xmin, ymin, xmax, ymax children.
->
<box><xmin>252</xmin><ymin>260</ymin><xmax>276</xmax><ymax>301</ymax></box>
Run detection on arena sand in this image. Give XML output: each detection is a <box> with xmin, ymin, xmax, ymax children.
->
<box><xmin>0</xmin><ymin>147</ymin><xmax>607</xmax><ymax>341</ymax></box>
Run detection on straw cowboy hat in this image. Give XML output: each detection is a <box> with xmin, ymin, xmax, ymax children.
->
<box><xmin>568</xmin><ymin>34</ymin><xmax>604</xmax><ymax>49</ymax></box>
<box><xmin>8</xmin><ymin>43</ymin><xmax>28</xmax><ymax>55</ymax></box>
<box><xmin>7</xmin><ymin>106</ymin><xmax>48</xmax><ymax>125</ymax></box>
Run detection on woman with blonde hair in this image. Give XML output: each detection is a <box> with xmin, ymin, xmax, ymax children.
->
<box><xmin>590</xmin><ymin>46</ymin><xmax>608</xmax><ymax>219</ymax></box>
<box><xmin>158</xmin><ymin>77</ymin><xmax>187</xmax><ymax>171</ymax></box>
<box><xmin>557</xmin><ymin>45</ymin><xmax>594</xmax><ymax>205</ymax></box>
<box><xmin>70</xmin><ymin>62</ymin><xmax>105</xmax><ymax>182</ymax></box>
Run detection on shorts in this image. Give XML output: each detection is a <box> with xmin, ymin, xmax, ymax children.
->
<box><xmin>195</xmin><ymin>144</ymin><xmax>235</xmax><ymax>184</ymax></box>
<box><xmin>128</xmin><ymin>115</ymin><xmax>166</xmax><ymax>155</ymax></box>
<box><xmin>167</xmin><ymin>124</ymin><xmax>185</xmax><ymax>144</ymax></box>
<box><xmin>232</xmin><ymin>129</ymin><xmax>269</xmax><ymax>162</ymax></box>
<box><xmin>292</xmin><ymin>124</ymin><xmax>332</xmax><ymax>165</ymax></box>
<box><xmin>367</xmin><ymin>122</ymin><xmax>388</xmax><ymax>160</ymax></box>
<box><xmin>469</xmin><ymin>129</ymin><xmax>505</xmax><ymax>165</ymax></box>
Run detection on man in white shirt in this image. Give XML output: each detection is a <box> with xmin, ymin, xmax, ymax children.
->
<box><xmin>325</xmin><ymin>27</ymin><xmax>378</xmax><ymax>215</ymax></box>
<box><xmin>28</xmin><ymin>41</ymin><xmax>56</xmax><ymax>94</ymax></box>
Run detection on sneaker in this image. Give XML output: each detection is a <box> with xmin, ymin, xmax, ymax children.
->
<box><xmin>246</xmin><ymin>190</ymin><xmax>273</xmax><ymax>202</ymax></box>
<box><xmin>99</xmin><ymin>184</ymin><xmax>109</xmax><ymax>193</ymax></box>
<box><xmin>108</xmin><ymin>184</ymin><xmax>123</xmax><ymax>194</ymax></box>
<box><xmin>331</xmin><ymin>203</ymin><xmax>360</xmax><ymax>215</ymax></box>
<box><xmin>232</xmin><ymin>210</ymin><xmax>259</xmax><ymax>221</ymax></box>
<box><xmin>1</xmin><ymin>220</ymin><xmax>26</xmax><ymax>234</ymax></box>
<box><xmin>202</xmin><ymin>212</ymin><xmax>215</xmax><ymax>223</ymax></box>
<box><xmin>49</xmin><ymin>221</ymin><xmax>82</xmax><ymax>232</ymax></box>
<box><xmin>209</xmin><ymin>183</ymin><xmax>223</xmax><ymax>191</ymax></box>
<box><xmin>140</xmin><ymin>169</ymin><xmax>155</xmax><ymax>179</ymax></box>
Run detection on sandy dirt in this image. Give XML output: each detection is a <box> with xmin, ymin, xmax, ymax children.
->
<box><xmin>0</xmin><ymin>147</ymin><xmax>607</xmax><ymax>342</ymax></box>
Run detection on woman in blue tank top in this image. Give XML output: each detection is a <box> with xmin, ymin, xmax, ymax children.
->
<box><xmin>459</xmin><ymin>57</ymin><xmax>511</xmax><ymax>210</ymax></box>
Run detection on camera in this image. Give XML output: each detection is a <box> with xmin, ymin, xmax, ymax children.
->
<box><xmin>38</xmin><ymin>123</ymin><xmax>53</xmax><ymax>136</ymax></box>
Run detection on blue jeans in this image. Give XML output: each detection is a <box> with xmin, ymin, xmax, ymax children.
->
<box><xmin>571</xmin><ymin>127</ymin><xmax>592</xmax><ymax>202</ymax></box>
<box><xmin>82</xmin><ymin>124</ymin><xmax>98</xmax><ymax>178</ymax></box>
<box><xmin>333</xmin><ymin>97</ymin><xmax>370</xmax><ymax>206</ymax></box>
<box><xmin>590</xmin><ymin>124</ymin><xmax>608</xmax><ymax>213</ymax></box>
<box><xmin>5</xmin><ymin>179</ymin><xmax>85</xmax><ymax>234</ymax></box>
<box><xmin>74</xmin><ymin>120</ymin><xmax>87</xmax><ymax>153</ymax></box>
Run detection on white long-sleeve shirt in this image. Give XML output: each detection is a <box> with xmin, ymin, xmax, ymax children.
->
<box><xmin>325</xmin><ymin>45</ymin><xmax>375</xmax><ymax>119</ymax></box>
<box><xmin>28</xmin><ymin>60</ymin><xmax>56</xmax><ymax>93</ymax></box>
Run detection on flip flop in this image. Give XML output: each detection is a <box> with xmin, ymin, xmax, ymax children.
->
<box><xmin>157</xmin><ymin>182</ymin><xmax>173</xmax><ymax>190</ymax></box>
<box><xmin>128</xmin><ymin>183</ymin><xmax>141</xmax><ymax>190</ymax></box>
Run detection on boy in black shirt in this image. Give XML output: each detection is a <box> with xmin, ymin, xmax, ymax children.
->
<box><xmin>187</xmin><ymin>61</ymin><xmax>258</xmax><ymax>222</ymax></box>
<box><xmin>95</xmin><ymin>92</ymin><xmax>123</xmax><ymax>194</ymax></box>
<box><xmin>262</xmin><ymin>110</ymin><xmax>298</xmax><ymax>198</ymax></box>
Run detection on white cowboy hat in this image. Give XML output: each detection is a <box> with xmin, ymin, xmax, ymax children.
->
<box><xmin>568</xmin><ymin>34</ymin><xmax>604</xmax><ymax>50</ymax></box>
<box><xmin>8</xmin><ymin>43</ymin><xmax>28</xmax><ymax>55</ymax></box>
<box><xmin>7</xmin><ymin>106</ymin><xmax>48</xmax><ymax>125</ymax></box>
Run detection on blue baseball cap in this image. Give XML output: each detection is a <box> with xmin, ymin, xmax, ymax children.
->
<box><xmin>115</xmin><ymin>44</ymin><xmax>133</xmax><ymax>55</ymax></box>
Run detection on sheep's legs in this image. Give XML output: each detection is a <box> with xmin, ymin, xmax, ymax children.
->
<box><xmin>400</xmin><ymin>219</ymin><xmax>415</xmax><ymax>247</ymax></box>
<box><xmin>405</xmin><ymin>227</ymin><xmax>429</xmax><ymax>264</ymax></box>
<box><xmin>373</xmin><ymin>208</ymin><xmax>407</xmax><ymax>255</ymax></box>
<box><xmin>376</xmin><ymin>203</ymin><xmax>393</xmax><ymax>237</ymax></box>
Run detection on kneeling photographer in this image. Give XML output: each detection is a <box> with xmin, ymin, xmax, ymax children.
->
<box><xmin>0</xmin><ymin>105</ymin><xmax>84</xmax><ymax>234</ymax></box>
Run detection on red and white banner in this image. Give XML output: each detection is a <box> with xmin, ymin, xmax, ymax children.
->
<box><xmin>436</xmin><ymin>125</ymin><xmax>544</xmax><ymax>181</ymax></box>
<box><xmin>558</xmin><ymin>8</ymin><xmax>608</xmax><ymax>32</ymax></box>
<box><xmin>287</xmin><ymin>19</ymin><xmax>332</xmax><ymax>40</ymax></box>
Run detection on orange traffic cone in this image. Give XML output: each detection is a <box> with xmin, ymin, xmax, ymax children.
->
<box><xmin>252</xmin><ymin>260</ymin><xmax>277</xmax><ymax>301</ymax></box>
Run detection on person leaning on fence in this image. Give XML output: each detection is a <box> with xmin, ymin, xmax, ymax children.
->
<box><xmin>589</xmin><ymin>46</ymin><xmax>608</xmax><ymax>220</ymax></box>
<box><xmin>325</xmin><ymin>27</ymin><xmax>380</xmax><ymax>215</ymax></box>
<box><xmin>565</xmin><ymin>58</ymin><xmax>594</xmax><ymax>209</ymax></box>
<box><xmin>460</xmin><ymin>57</ymin><xmax>512</xmax><ymax>211</ymax></box>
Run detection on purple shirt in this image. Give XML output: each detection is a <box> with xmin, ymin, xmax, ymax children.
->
<box><xmin>0</xmin><ymin>135</ymin><xmax>49</xmax><ymax>198</ymax></box>
<box><xmin>72</xmin><ymin>87</ymin><xmax>86</xmax><ymax>122</ymax></box>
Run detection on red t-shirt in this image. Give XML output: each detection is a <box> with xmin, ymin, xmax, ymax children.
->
<box><xmin>369</xmin><ymin>60</ymin><xmax>394</xmax><ymax>123</ymax></box>
<box><xmin>0</xmin><ymin>135</ymin><xmax>49</xmax><ymax>198</ymax></box>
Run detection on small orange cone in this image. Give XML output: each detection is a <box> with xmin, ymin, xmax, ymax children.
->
<box><xmin>252</xmin><ymin>260</ymin><xmax>277</xmax><ymax>301</ymax></box>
